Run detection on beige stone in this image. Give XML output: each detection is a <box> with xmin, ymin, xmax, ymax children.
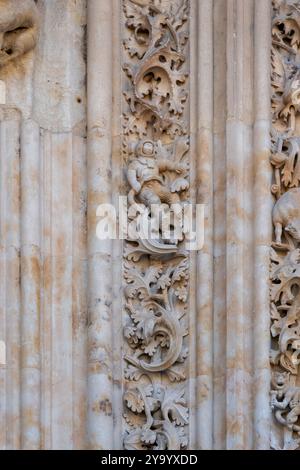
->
<box><xmin>0</xmin><ymin>0</ymin><xmax>287</xmax><ymax>451</ymax></box>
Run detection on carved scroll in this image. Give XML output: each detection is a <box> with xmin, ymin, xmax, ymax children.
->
<box><xmin>270</xmin><ymin>0</ymin><xmax>300</xmax><ymax>450</ymax></box>
<box><xmin>121</xmin><ymin>0</ymin><xmax>190</xmax><ymax>450</ymax></box>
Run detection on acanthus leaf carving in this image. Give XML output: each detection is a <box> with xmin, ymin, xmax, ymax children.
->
<box><xmin>123</xmin><ymin>257</ymin><xmax>188</xmax><ymax>375</ymax></box>
<box><xmin>123</xmin><ymin>383</ymin><xmax>188</xmax><ymax>450</ymax></box>
<box><xmin>122</xmin><ymin>0</ymin><xmax>189</xmax><ymax>450</ymax></box>
<box><xmin>271</xmin><ymin>0</ymin><xmax>300</xmax><ymax>451</ymax></box>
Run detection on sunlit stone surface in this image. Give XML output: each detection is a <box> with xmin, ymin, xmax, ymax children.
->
<box><xmin>0</xmin><ymin>0</ymin><xmax>285</xmax><ymax>450</ymax></box>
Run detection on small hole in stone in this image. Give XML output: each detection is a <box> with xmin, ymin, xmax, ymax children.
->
<box><xmin>159</xmin><ymin>55</ymin><xmax>166</xmax><ymax>63</ymax></box>
<box><xmin>6</xmin><ymin>49</ymin><xmax>13</xmax><ymax>55</ymax></box>
<box><xmin>77</xmin><ymin>97</ymin><xmax>82</xmax><ymax>103</ymax></box>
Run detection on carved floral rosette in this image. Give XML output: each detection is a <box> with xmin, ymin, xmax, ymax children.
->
<box><xmin>270</xmin><ymin>0</ymin><xmax>300</xmax><ymax>451</ymax></box>
<box><xmin>121</xmin><ymin>0</ymin><xmax>190</xmax><ymax>450</ymax></box>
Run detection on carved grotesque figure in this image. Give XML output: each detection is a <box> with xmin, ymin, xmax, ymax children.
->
<box><xmin>126</xmin><ymin>139</ymin><xmax>188</xmax><ymax>241</ymax></box>
<box><xmin>277</xmin><ymin>71</ymin><xmax>300</xmax><ymax>134</ymax></box>
<box><xmin>127</xmin><ymin>140</ymin><xmax>188</xmax><ymax>207</ymax></box>
<box><xmin>0</xmin><ymin>0</ymin><xmax>39</xmax><ymax>67</ymax></box>
<box><xmin>271</xmin><ymin>371</ymin><xmax>300</xmax><ymax>433</ymax></box>
<box><xmin>273</xmin><ymin>188</ymin><xmax>300</xmax><ymax>244</ymax></box>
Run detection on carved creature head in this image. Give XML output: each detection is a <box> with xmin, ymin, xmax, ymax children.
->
<box><xmin>282</xmin><ymin>74</ymin><xmax>300</xmax><ymax>113</ymax></box>
<box><xmin>136</xmin><ymin>140</ymin><xmax>156</xmax><ymax>158</ymax></box>
<box><xmin>285</xmin><ymin>219</ymin><xmax>300</xmax><ymax>241</ymax></box>
<box><xmin>0</xmin><ymin>0</ymin><xmax>39</xmax><ymax>67</ymax></box>
<box><xmin>272</xmin><ymin>371</ymin><xmax>290</xmax><ymax>390</ymax></box>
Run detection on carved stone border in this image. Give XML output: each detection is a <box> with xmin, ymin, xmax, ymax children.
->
<box><xmin>121</xmin><ymin>0</ymin><xmax>190</xmax><ymax>450</ymax></box>
<box><xmin>270</xmin><ymin>0</ymin><xmax>300</xmax><ymax>451</ymax></box>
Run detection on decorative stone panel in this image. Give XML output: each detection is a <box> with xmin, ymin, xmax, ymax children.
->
<box><xmin>270</xmin><ymin>0</ymin><xmax>300</xmax><ymax>451</ymax></box>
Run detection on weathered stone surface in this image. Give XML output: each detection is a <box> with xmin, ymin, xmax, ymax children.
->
<box><xmin>270</xmin><ymin>0</ymin><xmax>300</xmax><ymax>451</ymax></box>
<box><xmin>0</xmin><ymin>0</ymin><xmax>281</xmax><ymax>451</ymax></box>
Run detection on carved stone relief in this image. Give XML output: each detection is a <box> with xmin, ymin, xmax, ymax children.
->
<box><xmin>0</xmin><ymin>0</ymin><xmax>39</xmax><ymax>67</ymax></box>
<box><xmin>121</xmin><ymin>0</ymin><xmax>190</xmax><ymax>450</ymax></box>
<box><xmin>271</xmin><ymin>0</ymin><xmax>300</xmax><ymax>450</ymax></box>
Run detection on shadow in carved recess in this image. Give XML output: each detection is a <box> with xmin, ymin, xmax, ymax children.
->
<box><xmin>0</xmin><ymin>0</ymin><xmax>39</xmax><ymax>68</ymax></box>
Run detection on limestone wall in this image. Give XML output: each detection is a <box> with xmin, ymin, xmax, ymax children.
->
<box><xmin>0</xmin><ymin>0</ymin><xmax>290</xmax><ymax>451</ymax></box>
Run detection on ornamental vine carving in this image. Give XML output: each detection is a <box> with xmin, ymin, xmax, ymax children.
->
<box><xmin>271</xmin><ymin>0</ymin><xmax>300</xmax><ymax>450</ymax></box>
<box><xmin>122</xmin><ymin>0</ymin><xmax>189</xmax><ymax>450</ymax></box>
<box><xmin>0</xmin><ymin>0</ymin><xmax>39</xmax><ymax>67</ymax></box>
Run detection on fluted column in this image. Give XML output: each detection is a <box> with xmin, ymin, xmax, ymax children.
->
<box><xmin>0</xmin><ymin>0</ymin><xmax>276</xmax><ymax>451</ymax></box>
<box><xmin>20</xmin><ymin>119</ymin><xmax>41</xmax><ymax>449</ymax></box>
<box><xmin>253</xmin><ymin>0</ymin><xmax>272</xmax><ymax>450</ymax></box>
<box><xmin>86</xmin><ymin>0</ymin><xmax>114</xmax><ymax>450</ymax></box>
<box><xmin>226</xmin><ymin>0</ymin><xmax>254</xmax><ymax>450</ymax></box>
<box><xmin>213</xmin><ymin>0</ymin><xmax>227</xmax><ymax>449</ymax></box>
<box><xmin>0</xmin><ymin>107</ymin><xmax>22</xmax><ymax>449</ymax></box>
<box><xmin>196</xmin><ymin>0</ymin><xmax>214</xmax><ymax>450</ymax></box>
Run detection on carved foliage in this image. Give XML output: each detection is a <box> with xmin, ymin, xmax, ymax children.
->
<box><xmin>124</xmin><ymin>258</ymin><xmax>189</xmax><ymax>381</ymax></box>
<box><xmin>271</xmin><ymin>0</ymin><xmax>300</xmax><ymax>450</ymax></box>
<box><xmin>123</xmin><ymin>383</ymin><xmax>188</xmax><ymax>450</ymax></box>
<box><xmin>123</xmin><ymin>0</ymin><xmax>189</xmax><ymax>138</ymax></box>
<box><xmin>271</xmin><ymin>371</ymin><xmax>300</xmax><ymax>450</ymax></box>
<box><xmin>122</xmin><ymin>0</ymin><xmax>189</xmax><ymax>450</ymax></box>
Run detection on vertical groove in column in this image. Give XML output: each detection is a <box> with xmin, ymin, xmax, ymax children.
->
<box><xmin>50</xmin><ymin>133</ymin><xmax>73</xmax><ymax>450</ymax></box>
<box><xmin>20</xmin><ymin>119</ymin><xmax>41</xmax><ymax>449</ymax></box>
<box><xmin>226</xmin><ymin>0</ymin><xmax>254</xmax><ymax>449</ymax></box>
<box><xmin>196</xmin><ymin>0</ymin><xmax>214</xmax><ymax>450</ymax></box>
<box><xmin>111</xmin><ymin>0</ymin><xmax>123</xmax><ymax>451</ymax></box>
<box><xmin>40</xmin><ymin>131</ymin><xmax>76</xmax><ymax>450</ymax></box>
<box><xmin>213</xmin><ymin>0</ymin><xmax>227</xmax><ymax>450</ymax></box>
<box><xmin>33</xmin><ymin>1</ymin><xmax>88</xmax><ymax>450</ymax></box>
<box><xmin>40</xmin><ymin>130</ymin><xmax>52</xmax><ymax>449</ymax></box>
<box><xmin>188</xmin><ymin>0</ymin><xmax>198</xmax><ymax>450</ymax></box>
<box><xmin>253</xmin><ymin>0</ymin><xmax>272</xmax><ymax>450</ymax></box>
<box><xmin>0</xmin><ymin>112</ymin><xmax>8</xmax><ymax>449</ymax></box>
<box><xmin>1</xmin><ymin>111</ymin><xmax>22</xmax><ymax>449</ymax></box>
<box><xmin>87</xmin><ymin>0</ymin><xmax>114</xmax><ymax>449</ymax></box>
<box><xmin>72</xmin><ymin>132</ymin><xmax>88</xmax><ymax>450</ymax></box>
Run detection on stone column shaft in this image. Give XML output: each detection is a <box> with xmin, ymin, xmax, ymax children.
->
<box><xmin>253</xmin><ymin>0</ymin><xmax>272</xmax><ymax>450</ymax></box>
<box><xmin>87</xmin><ymin>0</ymin><xmax>114</xmax><ymax>450</ymax></box>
